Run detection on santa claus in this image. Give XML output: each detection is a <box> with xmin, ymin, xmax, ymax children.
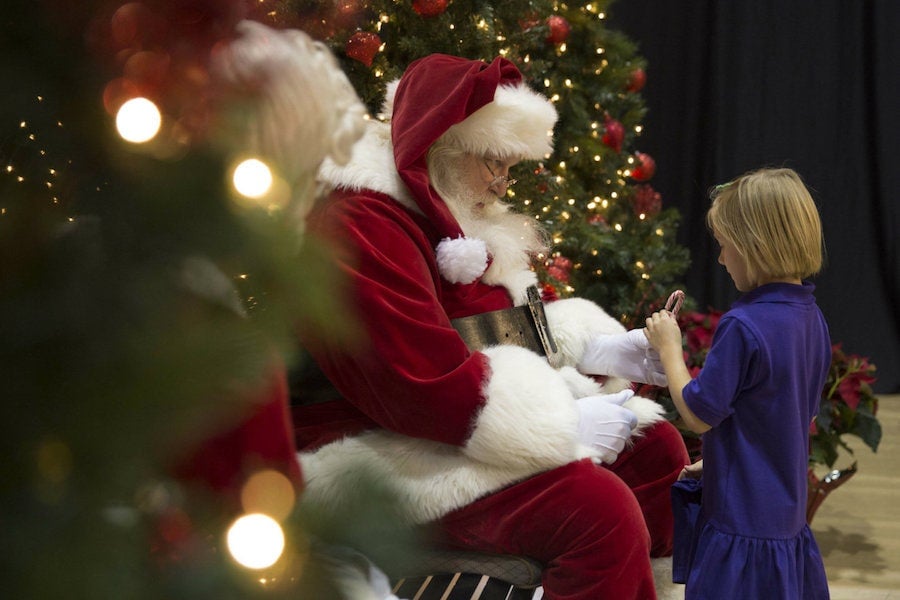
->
<box><xmin>293</xmin><ymin>53</ymin><xmax>689</xmax><ymax>599</ymax></box>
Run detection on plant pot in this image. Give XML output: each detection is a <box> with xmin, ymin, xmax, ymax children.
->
<box><xmin>806</xmin><ymin>462</ymin><xmax>857</xmax><ymax>524</ymax></box>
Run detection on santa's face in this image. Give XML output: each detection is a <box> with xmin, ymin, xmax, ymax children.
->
<box><xmin>461</xmin><ymin>153</ymin><xmax>520</xmax><ymax>200</ymax></box>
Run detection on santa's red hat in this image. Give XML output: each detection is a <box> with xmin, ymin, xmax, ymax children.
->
<box><xmin>387</xmin><ymin>54</ymin><xmax>558</xmax><ymax>244</ymax></box>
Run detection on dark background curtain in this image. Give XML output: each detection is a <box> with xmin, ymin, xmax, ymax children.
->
<box><xmin>609</xmin><ymin>0</ymin><xmax>900</xmax><ymax>393</ymax></box>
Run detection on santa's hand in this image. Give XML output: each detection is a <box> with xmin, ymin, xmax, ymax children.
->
<box><xmin>576</xmin><ymin>390</ymin><xmax>638</xmax><ymax>464</ymax></box>
<box><xmin>577</xmin><ymin>329</ymin><xmax>668</xmax><ymax>386</ymax></box>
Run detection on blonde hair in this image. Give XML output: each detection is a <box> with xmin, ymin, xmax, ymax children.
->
<box><xmin>707</xmin><ymin>167</ymin><xmax>824</xmax><ymax>283</ymax></box>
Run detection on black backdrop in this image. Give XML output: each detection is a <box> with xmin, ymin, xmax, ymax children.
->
<box><xmin>609</xmin><ymin>0</ymin><xmax>900</xmax><ymax>393</ymax></box>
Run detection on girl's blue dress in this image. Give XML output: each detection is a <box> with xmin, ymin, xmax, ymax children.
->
<box><xmin>677</xmin><ymin>282</ymin><xmax>832</xmax><ymax>599</ymax></box>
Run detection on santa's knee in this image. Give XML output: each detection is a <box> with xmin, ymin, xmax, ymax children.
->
<box><xmin>549</xmin><ymin>460</ymin><xmax>651</xmax><ymax>553</ymax></box>
<box><xmin>644</xmin><ymin>420</ymin><xmax>691</xmax><ymax>467</ymax></box>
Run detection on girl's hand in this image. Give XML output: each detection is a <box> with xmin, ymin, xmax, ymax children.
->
<box><xmin>644</xmin><ymin>310</ymin><xmax>683</xmax><ymax>354</ymax></box>
<box><xmin>678</xmin><ymin>459</ymin><xmax>703</xmax><ymax>481</ymax></box>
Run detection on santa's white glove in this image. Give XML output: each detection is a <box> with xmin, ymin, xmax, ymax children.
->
<box><xmin>577</xmin><ymin>328</ymin><xmax>668</xmax><ymax>386</ymax></box>
<box><xmin>576</xmin><ymin>389</ymin><xmax>638</xmax><ymax>464</ymax></box>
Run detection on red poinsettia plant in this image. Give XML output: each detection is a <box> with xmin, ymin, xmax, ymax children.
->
<box><xmin>810</xmin><ymin>342</ymin><xmax>881</xmax><ymax>468</ymax></box>
<box><xmin>641</xmin><ymin>310</ymin><xmax>881</xmax><ymax>470</ymax></box>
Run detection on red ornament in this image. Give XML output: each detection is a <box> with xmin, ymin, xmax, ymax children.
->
<box><xmin>345</xmin><ymin>31</ymin><xmax>381</xmax><ymax>67</ymax></box>
<box><xmin>541</xmin><ymin>282</ymin><xmax>560</xmax><ymax>303</ymax></box>
<box><xmin>413</xmin><ymin>0</ymin><xmax>449</xmax><ymax>17</ymax></box>
<box><xmin>545</xmin><ymin>15</ymin><xmax>571</xmax><ymax>45</ymax></box>
<box><xmin>632</xmin><ymin>184</ymin><xmax>662</xmax><ymax>218</ymax></box>
<box><xmin>588</xmin><ymin>213</ymin><xmax>608</xmax><ymax>227</ymax></box>
<box><xmin>546</xmin><ymin>255</ymin><xmax>573</xmax><ymax>283</ymax></box>
<box><xmin>626</xmin><ymin>67</ymin><xmax>646</xmax><ymax>93</ymax></box>
<box><xmin>630</xmin><ymin>152</ymin><xmax>656</xmax><ymax>181</ymax></box>
<box><xmin>601</xmin><ymin>116</ymin><xmax>625</xmax><ymax>153</ymax></box>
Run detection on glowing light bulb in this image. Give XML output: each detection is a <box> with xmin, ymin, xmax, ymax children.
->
<box><xmin>227</xmin><ymin>513</ymin><xmax>285</xmax><ymax>570</ymax></box>
<box><xmin>232</xmin><ymin>158</ymin><xmax>273</xmax><ymax>199</ymax></box>
<box><xmin>116</xmin><ymin>97</ymin><xmax>161</xmax><ymax>143</ymax></box>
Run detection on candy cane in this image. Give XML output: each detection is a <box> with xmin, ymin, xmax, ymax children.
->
<box><xmin>665</xmin><ymin>289</ymin><xmax>685</xmax><ymax>316</ymax></box>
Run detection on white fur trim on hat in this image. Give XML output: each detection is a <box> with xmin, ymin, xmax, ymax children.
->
<box><xmin>442</xmin><ymin>82</ymin><xmax>557</xmax><ymax>160</ymax></box>
<box><xmin>436</xmin><ymin>236</ymin><xmax>489</xmax><ymax>284</ymax></box>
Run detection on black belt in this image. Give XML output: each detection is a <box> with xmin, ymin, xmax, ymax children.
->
<box><xmin>451</xmin><ymin>285</ymin><xmax>562</xmax><ymax>367</ymax></box>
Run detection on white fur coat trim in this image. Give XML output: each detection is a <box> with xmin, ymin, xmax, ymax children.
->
<box><xmin>299</xmin><ymin>344</ymin><xmax>590</xmax><ymax>524</ymax></box>
<box><xmin>317</xmin><ymin>120</ymin><xmax>419</xmax><ymax>211</ymax></box>
<box><xmin>544</xmin><ymin>296</ymin><xmax>627</xmax><ymax>367</ymax></box>
<box><xmin>298</xmin><ymin>430</ymin><xmax>542</xmax><ymax>525</ymax></box>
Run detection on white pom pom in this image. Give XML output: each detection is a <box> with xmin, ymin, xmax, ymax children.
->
<box><xmin>436</xmin><ymin>237</ymin><xmax>489</xmax><ymax>284</ymax></box>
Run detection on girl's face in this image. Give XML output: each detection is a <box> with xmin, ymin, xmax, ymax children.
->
<box><xmin>714</xmin><ymin>231</ymin><xmax>753</xmax><ymax>291</ymax></box>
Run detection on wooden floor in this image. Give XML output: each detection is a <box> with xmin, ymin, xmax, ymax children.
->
<box><xmin>814</xmin><ymin>394</ymin><xmax>900</xmax><ymax>598</ymax></box>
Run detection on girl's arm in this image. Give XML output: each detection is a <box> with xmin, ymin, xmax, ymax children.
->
<box><xmin>644</xmin><ymin>311</ymin><xmax>711</xmax><ymax>434</ymax></box>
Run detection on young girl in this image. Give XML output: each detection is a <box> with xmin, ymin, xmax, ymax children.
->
<box><xmin>645</xmin><ymin>167</ymin><xmax>832</xmax><ymax>599</ymax></box>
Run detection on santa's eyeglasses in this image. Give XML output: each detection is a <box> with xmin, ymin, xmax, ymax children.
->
<box><xmin>483</xmin><ymin>157</ymin><xmax>518</xmax><ymax>189</ymax></box>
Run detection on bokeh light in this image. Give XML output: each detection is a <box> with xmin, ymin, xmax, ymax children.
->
<box><xmin>115</xmin><ymin>97</ymin><xmax>161</xmax><ymax>143</ymax></box>
<box><xmin>232</xmin><ymin>158</ymin><xmax>273</xmax><ymax>199</ymax></box>
<box><xmin>240</xmin><ymin>470</ymin><xmax>296</xmax><ymax>522</ymax></box>
<box><xmin>226</xmin><ymin>513</ymin><xmax>285</xmax><ymax>570</ymax></box>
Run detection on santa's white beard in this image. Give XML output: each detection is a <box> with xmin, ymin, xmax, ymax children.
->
<box><xmin>438</xmin><ymin>179</ymin><xmax>548</xmax><ymax>287</ymax></box>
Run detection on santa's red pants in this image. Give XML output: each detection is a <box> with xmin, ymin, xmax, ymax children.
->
<box><xmin>434</xmin><ymin>421</ymin><xmax>689</xmax><ymax>600</ymax></box>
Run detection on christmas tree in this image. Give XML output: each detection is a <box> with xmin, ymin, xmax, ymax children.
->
<box><xmin>261</xmin><ymin>0</ymin><xmax>690</xmax><ymax>325</ymax></box>
<box><xmin>2</xmin><ymin>1</ymin><xmax>407</xmax><ymax>597</ymax></box>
